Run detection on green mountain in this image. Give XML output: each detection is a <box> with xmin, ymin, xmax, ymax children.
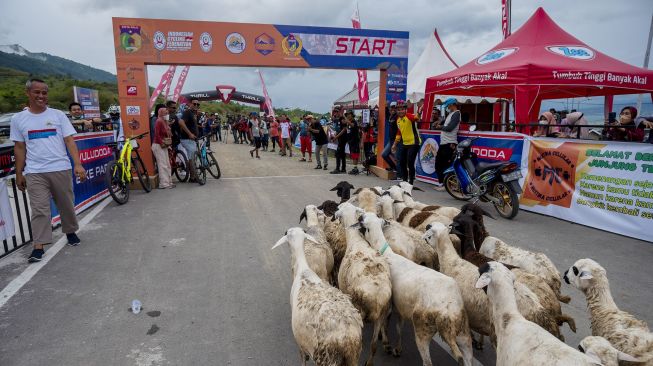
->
<box><xmin>0</xmin><ymin>44</ymin><xmax>116</xmax><ymax>83</ymax></box>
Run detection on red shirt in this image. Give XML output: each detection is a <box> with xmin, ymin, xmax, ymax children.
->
<box><xmin>154</xmin><ymin>118</ymin><xmax>171</xmax><ymax>145</ymax></box>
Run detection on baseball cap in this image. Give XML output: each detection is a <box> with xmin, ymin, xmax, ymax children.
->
<box><xmin>442</xmin><ymin>97</ymin><xmax>458</xmax><ymax>108</ymax></box>
<box><xmin>389</xmin><ymin>101</ymin><xmax>397</xmax><ymax>107</ymax></box>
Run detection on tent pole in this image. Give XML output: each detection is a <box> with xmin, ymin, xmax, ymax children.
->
<box><xmin>636</xmin><ymin>11</ymin><xmax>653</xmax><ymax>112</ymax></box>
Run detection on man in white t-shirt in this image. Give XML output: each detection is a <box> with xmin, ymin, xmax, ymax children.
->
<box><xmin>279</xmin><ymin>115</ymin><xmax>293</xmax><ymax>157</ymax></box>
<box><xmin>10</xmin><ymin>78</ymin><xmax>87</xmax><ymax>263</ymax></box>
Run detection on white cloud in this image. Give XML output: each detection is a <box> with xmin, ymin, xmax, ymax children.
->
<box><xmin>2</xmin><ymin>0</ymin><xmax>652</xmax><ymax>112</ymax></box>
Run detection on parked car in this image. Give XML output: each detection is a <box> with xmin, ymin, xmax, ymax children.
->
<box><xmin>0</xmin><ymin>113</ymin><xmax>14</xmax><ymax>145</ymax></box>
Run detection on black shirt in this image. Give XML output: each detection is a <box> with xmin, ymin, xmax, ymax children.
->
<box><xmin>388</xmin><ymin>113</ymin><xmax>398</xmax><ymax>140</ymax></box>
<box><xmin>347</xmin><ymin>122</ymin><xmax>360</xmax><ymax>144</ymax></box>
<box><xmin>337</xmin><ymin>118</ymin><xmax>348</xmax><ymax>144</ymax></box>
<box><xmin>180</xmin><ymin>109</ymin><xmax>198</xmax><ymax>139</ymax></box>
<box><xmin>311</xmin><ymin>121</ymin><xmax>328</xmax><ymax>145</ymax></box>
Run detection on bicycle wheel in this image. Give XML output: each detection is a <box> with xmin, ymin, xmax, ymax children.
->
<box><xmin>105</xmin><ymin>161</ymin><xmax>129</xmax><ymax>204</ymax></box>
<box><xmin>173</xmin><ymin>149</ymin><xmax>189</xmax><ymax>182</ymax></box>
<box><xmin>133</xmin><ymin>157</ymin><xmax>152</xmax><ymax>192</ymax></box>
<box><xmin>206</xmin><ymin>152</ymin><xmax>221</xmax><ymax>179</ymax></box>
<box><xmin>193</xmin><ymin>152</ymin><xmax>206</xmax><ymax>185</ymax></box>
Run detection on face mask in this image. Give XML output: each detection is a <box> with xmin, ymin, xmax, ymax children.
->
<box><xmin>164</xmin><ymin>115</ymin><xmax>170</xmax><ymax>121</ymax></box>
<box><xmin>539</xmin><ymin>119</ymin><xmax>548</xmax><ymax>125</ymax></box>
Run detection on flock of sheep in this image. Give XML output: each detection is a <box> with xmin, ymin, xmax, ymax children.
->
<box><xmin>272</xmin><ymin>181</ymin><xmax>652</xmax><ymax>366</ymax></box>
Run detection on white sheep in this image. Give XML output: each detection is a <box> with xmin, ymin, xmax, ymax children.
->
<box><xmin>350</xmin><ymin>187</ymin><xmax>383</xmax><ymax>215</ymax></box>
<box><xmin>358</xmin><ymin>212</ymin><xmax>473</xmax><ymax>366</ymax></box>
<box><xmin>564</xmin><ymin>258</ymin><xmax>653</xmax><ymax>364</ymax></box>
<box><xmin>272</xmin><ymin>227</ymin><xmax>363</xmax><ymax>366</ymax></box>
<box><xmin>387</xmin><ymin>186</ymin><xmax>452</xmax><ymax>230</ymax></box>
<box><xmin>334</xmin><ymin>202</ymin><xmax>393</xmax><ymax>366</ymax></box>
<box><xmin>423</xmin><ymin>223</ymin><xmax>561</xmax><ymax>350</ymax></box>
<box><xmin>479</xmin><ymin>235</ymin><xmax>571</xmax><ymax>303</ymax></box>
<box><xmin>316</xmin><ymin>200</ymin><xmax>347</xmax><ymax>282</ymax></box>
<box><xmin>475</xmin><ymin>261</ymin><xmax>601</xmax><ymax>366</ymax></box>
<box><xmin>579</xmin><ymin>336</ymin><xmax>643</xmax><ymax>366</ymax></box>
<box><xmin>298</xmin><ymin>205</ymin><xmax>335</xmax><ymax>284</ymax></box>
<box><xmin>396</xmin><ymin>181</ymin><xmax>461</xmax><ymax>219</ymax></box>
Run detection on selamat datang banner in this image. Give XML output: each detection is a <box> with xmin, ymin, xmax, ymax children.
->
<box><xmin>520</xmin><ymin>138</ymin><xmax>653</xmax><ymax>242</ymax></box>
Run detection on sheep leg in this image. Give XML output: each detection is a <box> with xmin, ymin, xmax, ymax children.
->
<box><xmin>298</xmin><ymin>349</ymin><xmax>307</xmax><ymax>366</ymax></box>
<box><xmin>414</xmin><ymin>329</ymin><xmax>434</xmax><ymax>366</ymax></box>
<box><xmin>393</xmin><ymin>317</ymin><xmax>404</xmax><ymax>357</ymax></box>
<box><xmin>365</xmin><ymin>318</ymin><xmax>382</xmax><ymax>366</ymax></box>
<box><xmin>556</xmin><ymin>292</ymin><xmax>571</xmax><ymax>304</ymax></box>
<box><xmin>471</xmin><ymin>332</ymin><xmax>484</xmax><ymax>350</ymax></box>
<box><xmin>442</xmin><ymin>331</ymin><xmax>466</xmax><ymax>366</ymax></box>
<box><xmin>556</xmin><ymin>314</ymin><xmax>577</xmax><ymax>333</ymax></box>
<box><xmin>380</xmin><ymin>308</ymin><xmax>392</xmax><ymax>354</ymax></box>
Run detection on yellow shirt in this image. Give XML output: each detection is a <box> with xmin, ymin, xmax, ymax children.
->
<box><xmin>395</xmin><ymin>116</ymin><xmax>422</xmax><ymax>146</ymax></box>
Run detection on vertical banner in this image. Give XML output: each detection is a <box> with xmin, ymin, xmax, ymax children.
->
<box><xmin>520</xmin><ymin>138</ymin><xmax>653</xmax><ymax>242</ymax></box>
<box><xmin>351</xmin><ymin>7</ymin><xmax>369</xmax><ymax>104</ymax></box>
<box><xmin>257</xmin><ymin>69</ymin><xmax>275</xmax><ymax>117</ymax></box>
<box><xmin>386</xmin><ymin>71</ymin><xmax>407</xmax><ymax>103</ymax></box>
<box><xmin>73</xmin><ymin>86</ymin><xmax>101</xmax><ymax>118</ymax></box>
<box><xmin>362</xmin><ymin>109</ymin><xmax>371</xmax><ymax>125</ymax></box>
<box><xmin>501</xmin><ymin>0</ymin><xmax>511</xmax><ymax>39</ymax></box>
<box><xmin>149</xmin><ymin>65</ymin><xmax>176</xmax><ymax>108</ymax></box>
<box><xmin>172</xmin><ymin>65</ymin><xmax>191</xmax><ymax>103</ymax></box>
<box><xmin>0</xmin><ymin>180</ymin><xmax>15</xmax><ymax>241</ymax></box>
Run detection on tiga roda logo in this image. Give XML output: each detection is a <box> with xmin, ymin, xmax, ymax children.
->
<box><xmin>522</xmin><ymin>142</ymin><xmax>579</xmax><ymax>208</ymax></box>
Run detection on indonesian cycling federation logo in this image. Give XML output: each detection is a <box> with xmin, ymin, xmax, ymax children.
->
<box><xmin>153</xmin><ymin>31</ymin><xmax>166</xmax><ymax>51</ymax></box>
<box><xmin>119</xmin><ymin>25</ymin><xmax>143</xmax><ymax>53</ymax></box>
<box><xmin>522</xmin><ymin>141</ymin><xmax>579</xmax><ymax>208</ymax></box>
<box><xmin>225</xmin><ymin>32</ymin><xmax>246</xmax><ymax>54</ymax></box>
<box><xmin>282</xmin><ymin>34</ymin><xmax>303</xmax><ymax>57</ymax></box>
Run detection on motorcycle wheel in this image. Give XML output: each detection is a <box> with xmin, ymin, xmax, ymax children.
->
<box><xmin>490</xmin><ymin>181</ymin><xmax>519</xmax><ymax>219</ymax></box>
<box><xmin>443</xmin><ymin>173</ymin><xmax>472</xmax><ymax>201</ymax></box>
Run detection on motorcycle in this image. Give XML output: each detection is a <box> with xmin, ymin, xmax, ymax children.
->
<box><xmin>442</xmin><ymin>137</ymin><xmax>523</xmax><ymax>219</ymax></box>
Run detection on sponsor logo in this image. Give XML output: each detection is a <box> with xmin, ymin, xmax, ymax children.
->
<box><xmin>476</xmin><ymin>47</ymin><xmax>518</xmax><ymax>65</ymax></box>
<box><xmin>126</xmin><ymin>105</ymin><xmax>140</xmax><ymax>116</ymax></box>
<box><xmin>225</xmin><ymin>32</ymin><xmax>246</xmax><ymax>54</ymax></box>
<box><xmin>127</xmin><ymin>119</ymin><xmax>140</xmax><ymax>130</ymax></box>
<box><xmin>546</xmin><ymin>45</ymin><xmax>595</xmax><ymax>60</ymax></box>
<box><xmin>239</xmin><ymin>94</ymin><xmax>262</xmax><ymax>103</ymax></box>
<box><xmin>200</xmin><ymin>32</ymin><xmax>213</xmax><ymax>52</ymax></box>
<box><xmin>419</xmin><ymin>138</ymin><xmax>438</xmax><ymax>175</ymax></box>
<box><xmin>126</xmin><ymin>85</ymin><xmax>138</xmax><ymax>96</ymax></box>
<box><xmin>78</xmin><ymin>146</ymin><xmax>113</xmax><ymax>164</ymax></box>
<box><xmin>335</xmin><ymin>37</ymin><xmax>398</xmax><ymax>56</ymax></box>
<box><xmin>189</xmin><ymin>93</ymin><xmax>211</xmax><ymax>99</ymax></box>
<box><xmin>153</xmin><ymin>31</ymin><xmax>166</xmax><ymax>50</ymax></box>
<box><xmin>282</xmin><ymin>34</ymin><xmax>302</xmax><ymax>57</ymax></box>
<box><xmin>522</xmin><ymin>142</ymin><xmax>578</xmax><ymax>208</ymax></box>
<box><xmin>255</xmin><ymin>33</ymin><xmax>275</xmax><ymax>55</ymax></box>
<box><xmin>216</xmin><ymin>85</ymin><xmax>236</xmax><ymax>103</ymax></box>
<box><xmin>119</xmin><ymin>25</ymin><xmax>142</xmax><ymax>53</ymax></box>
<box><xmin>27</xmin><ymin>129</ymin><xmax>57</xmax><ymax>140</ymax></box>
<box><xmin>471</xmin><ymin>146</ymin><xmax>512</xmax><ymax>161</ymax></box>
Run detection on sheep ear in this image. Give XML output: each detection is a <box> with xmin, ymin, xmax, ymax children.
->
<box><xmin>271</xmin><ymin>236</ymin><xmax>287</xmax><ymax>250</ymax></box>
<box><xmin>329</xmin><ymin>186</ymin><xmax>339</xmax><ymax>191</ymax></box>
<box><xmin>617</xmin><ymin>351</ymin><xmax>640</xmax><ymax>362</ymax></box>
<box><xmin>413</xmin><ymin>186</ymin><xmax>424</xmax><ymax>192</ymax></box>
<box><xmin>393</xmin><ymin>200</ymin><xmax>403</xmax><ymax>204</ymax></box>
<box><xmin>481</xmin><ymin>208</ymin><xmax>496</xmax><ymax>220</ymax></box>
<box><xmin>403</xmin><ymin>191</ymin><xmax>413</xmax><ymax>197</ymax></box>
<box><xmin>583</xmin><ymin>349</ymin><xmax>604</xmax><ymax>365</ymax></box>
<box><xmin>475</xmin><ymin>273</ymin><xmax>492</xmax><ymax>289</ymax></box>
<box><xmin>349</xmin><ymin>223</ymin><xmax>361</xmax><ymax>229</ymax></box>
<box><xmin>579</xmin><ymin>271</ymin><xmax>593</xmax><ymax>280</ymax></box>
<box><xmin>382</xmin><ymin>219</ymin><xmax>390</xmax><ymax>227</ymax></box>
<box><xmin>299</xmin><ymin>209</ymin><xmax>307</xmax><ymax>224</ymax></box>
<box><xmin>450</xmin><ymin>224</ymin><xmax>465</xmax><ymax>236</ymax></box>
<box><xmin>305</xmin><ymin>234</ymin><xmax>319</xmax><ymax>245</ymax></box>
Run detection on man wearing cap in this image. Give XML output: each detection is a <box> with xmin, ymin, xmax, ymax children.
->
<box><xmin>330</xmin><ymin>107</ymin><xmax>348</xmax><ymax>174</ymax></box>
<box><xmin>433</xmin><ymin>98</ymin><xmax>461</xmax><ymax>191</ymax></box>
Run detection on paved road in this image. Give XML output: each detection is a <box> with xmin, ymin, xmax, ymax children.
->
<box><xmin>0</xmin><ymin>142</ymin><xmax>651</xmax><ymax>366</ymax></box>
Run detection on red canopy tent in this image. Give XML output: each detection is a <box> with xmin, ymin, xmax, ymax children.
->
<box><xmin>422</xmin><ymin>7</ymin><xmax>653</xmax><ymax>132</ymax></box>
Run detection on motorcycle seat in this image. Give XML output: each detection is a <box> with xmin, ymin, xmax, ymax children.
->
<box><xmin>476</xmin><ymin>161</ymin><xmax>508</xmax><ymax>174</ymax></box>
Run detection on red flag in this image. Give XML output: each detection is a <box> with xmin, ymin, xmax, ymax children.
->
<box><xmin>501</xmin><ymin>0</ymin><xmax>511</xmax><ymax>39</ymax></box>
<box><xmin>149</xmin><ymin>65</ymin><xmax>176</xmax><ymax>108</ymax></box>
<box><xmin>351</xmin><ymin>8</ymin><xmax>369</xmax><ymax>104</ymax></box>
<box><xmin>257</xmin><ymin>69</ymin><xmax>275</xmax><ymax>117</ymax></box>
<box><xmin>172</xmin><ymin>66</ymin><xmax>190</xmax><ymax>103</ymax></box>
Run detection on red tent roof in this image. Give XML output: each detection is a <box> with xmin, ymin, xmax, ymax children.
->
<box><xmin>425</xmin><ymin>7</ymin><xmax>653</xmax><ymax>100</ymax></box>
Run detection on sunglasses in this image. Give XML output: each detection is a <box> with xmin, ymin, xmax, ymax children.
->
<box><xmin>192</xmin><ymin>103</ymin><xmax>200</xmax><ymax>106</ymax></box>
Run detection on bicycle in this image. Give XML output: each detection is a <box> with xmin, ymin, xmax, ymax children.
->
<box><xmin>169</xmin><ymin>145</ymin><xmax>189</xmax><ymax>182</ymax></box>
<box><xmin>105</xmin><ymin>132</ymin><xmax>152</xmax><ymax>204</ymax></box>
<box><xmin>195</xmin><ymin>135</ymin><xmax>221</xmax><ymax>182</ymax></box>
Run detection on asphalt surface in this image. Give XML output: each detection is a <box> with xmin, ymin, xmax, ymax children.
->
<box><xmin>0</xmin><ymin>141</ymin><xmax>651</xmax><ymax>366</ymax></box>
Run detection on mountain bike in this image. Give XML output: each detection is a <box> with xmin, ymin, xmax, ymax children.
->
<box><xmin>196</xmin><ymin>135</ymin><xmax>221</xmax><ymax>181</ymax></box>
<box><xmin>105</xmin><ymin>133</ymin><xmax>152</xmax><ymax>204</ymax></box>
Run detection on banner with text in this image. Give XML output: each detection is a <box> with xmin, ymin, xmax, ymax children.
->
<box><xmin>73</xmin><ymin>86</ymin><xmax>101</xmax><ymax>119</ymax></box>
<box><xmin>520</xmin><ymin>138</ymin><xmax>653</xmax><ymax>242</ymax></box>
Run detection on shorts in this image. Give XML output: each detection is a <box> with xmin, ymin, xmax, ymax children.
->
<box><xmin>348</xmin><ymin>141</ymin><xmax>360</xmax><ymax>154</ymax></box>
<box><xmin>254</xmin><ymin>137</ymin><xmax>261</xmax><ymax>148</ymax></box>
<box><xmin>180</xmin><ymin>139</ymin><xmax>197</xmax><ymax>158</ymax></box>
<box><xmin>300</xmin><ymin>135</ymin><xmax>312</xmax><ymax>153</ymax></box>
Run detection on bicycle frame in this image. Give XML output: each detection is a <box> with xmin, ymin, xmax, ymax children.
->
<box><xmin>114</xmin><ymin>133</ymin><xmax>147</xmax><ymax>183</ymax></box>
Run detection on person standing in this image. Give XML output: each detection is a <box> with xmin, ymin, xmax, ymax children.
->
<box><xmin>249</xmin><ymin>113</ymin><xmax>262</xmax><ymax>159</ymax></box>
<box><xmin>279</xmin><ymin>116</ymin><xmax>293</xmax><ymax>157</ymax></box>
<box><xmin>152</xmin><ymin>106</ymin><xmax>174</xmax><ymax>189</ymax></box>
<box><xmin>391</xmin><ymin>100</ymin><xmax>421</xmax><ymax>185</ymax></box>
<box><xmin>166</xmin><ymin>100</ymin><xmax>181</xmax><ymax>149</ymax></box>
<box><xmin>298</xmin><ymin>115</ymin><xmax>313</xmax><ymax>163</ymax></box>
<box><xmin>433</xmin><ymin>98</ymin><xmax>461</xmax><ymax>191</ymax></box>
<box><xmin>10</xmin><ymin>78</ymin><xmax>87</xmax><ymax>263</ymax></box>
<box><xmin>309</xmin><ymin>114</ymin><xmax>328</xmax><ymax>170</ymax></box>
<box><xmin>179</xmin><ymin>99</ymin><xmax>200</xmax><ymax>180</ymax></box>
<box><xmin>269</xmin><ymin>117</ymin><xmax>280</xmax><ymax>152</ymax></box>
<box><xmin>345</xmin><ymin>111</ymin><xmax>361</xmax><ymax>175</ymax></box>
<box><xmin>330</xmin><ymin>108</ymin><xmax>348</xmax><ymax>174</ymax></box>
<box><xmin>381</xmin><ymin>102</ymin><xmax>401</xmax><ymax>178</ymax></box>
<box><xmin>260</xmin><ymin>116</ymin><xmax>269</xmax><ymax>151</ymax></box>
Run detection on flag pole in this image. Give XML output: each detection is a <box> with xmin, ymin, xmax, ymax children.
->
<box><xmin>636</xmin><ymin>11</ymin><xmax>653</xmax><ymax>112</ymax></box>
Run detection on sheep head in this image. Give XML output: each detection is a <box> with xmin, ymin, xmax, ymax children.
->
<box><xmin>422</xmin><ymin>222</ymin><xmax>449</xmax><ymax>246</ymax></box>
<box><xmin>299</xmin><ymin>205</ymin><xmax>319</xmax><ymax>224</ymax></box>
<box><xmin>387</xmin><ymin>186</ymin><xmax>405</xmax><ymax>201</ymax></box>
<box><xmin>563</xmin><ymin>258</ymin><xmax>607</xmax><ymax>292</ymax></box>
<box><xmin>334</xmin><ymin>202</ymin><xmax>365</xmax><ymax>226</ymax></box>
<box><xmin>317</xmin><ymin>200</ymin><xmax>339</xmax><ymax>217</ymax></box>
<box><xmin>354</xmin><ymin>212</ymin><xmax>388</xmax><ymax>243</ymax></box>
<box><xmin>272</xmin><ymin>227</ymin><xmax>319</xmax><ymax>250</ymax></box>
<box><xmin>579</xmin><ymin>336</ymin><xmax>641</xmax><ymax>365</ymax></box>
<box><xmin>398</xmin><ymin>181</ymin><xmax>423</xmax><ymax>195</ymax></box>
<box><xmin>475</xmin><ymin>261</ymin><xmax>516</xmax><ymax>294</ymax></box>
<box><xmin>330</xmin><ymin>181</ymin><xmax>355</xmax><ymax>202</ymax></box>
<box><xmin>455</xmin><ymin>203</ymin><xmax>494</xmax><ymax>250</ymax></box>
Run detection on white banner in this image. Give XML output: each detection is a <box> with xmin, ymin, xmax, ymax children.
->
<box><xmin>0</xmin><ymin>180</ymin><xmax>15</xmax><ymax>242</ymax></box>
<box><xmin>520</xmin><ymin>138</ymin><xmax>653</xmax><ymax>242</ymax></box>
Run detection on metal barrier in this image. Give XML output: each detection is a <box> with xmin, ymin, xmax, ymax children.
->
<box><xmin>1</xmin><ymin>177</ymin><xmax>32</xmax><ymax>259</ymax></box>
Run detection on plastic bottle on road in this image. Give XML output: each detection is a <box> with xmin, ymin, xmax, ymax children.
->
<box><xmin>131</xmin><ymin>300</ymin><xmax>142</xmax><ymax>314</ymax></box>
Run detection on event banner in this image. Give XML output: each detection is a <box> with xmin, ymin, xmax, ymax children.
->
<box><xmin>0</xmin><ymin>180</ymin><xmax>15</xmax><ymax>242</ymax></box>
<box><xmin>520</xmin><ymin>139</ymin><xmax>653</xmax><ymax>241</ymax></box>
<box><xmin>51</xmin><ymin>132</ymin><xmax>115</xmax><ymax>225</ymax></box>
<box><xmin>0</xmin><ymin>145</ymin><xmax>15</xmax><ymax>179</ymax></box>
<box><xmin>73</xmin><ymin>86</ymin><xmax>101</xmax><ymax>119</ymax></box>
<box><xmin>415</xmin><ymin>130</ymin><xmax>525</xmax><ymax>184</ymax></box>
<box><xmin>386</xmin><ymin>71</ymin><xmax>407</xmax><ymax>103</ymax></box>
